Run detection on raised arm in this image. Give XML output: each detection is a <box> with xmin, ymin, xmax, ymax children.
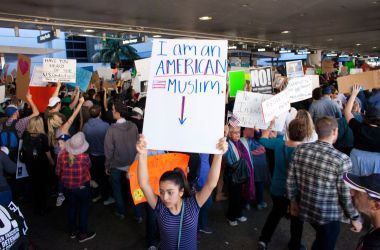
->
<box><xmin>103</xmin><ymin>87</ymin><xmax>108</xmax><ymax>111</ymax></box>
<box><xmin>61</xmin><ymin>97</ymin><xmax>84</xmax><ymax>133</ymax></box>
<box><xmin>69</xmin><ymin>87</ymin><xmax>80</xmax><ymax>110</ymax></box>
<box><xmin>26</xmin><ymin>91</ymin><xmax>39</xmax><ymax>118</ymax></box>
<box><xmin>196</xmin><ymin>138</ymin><xmax>228</xmax><ymax>207</ymax></box>
<box><xmin>52</xmin><ymin>81</ymin><xmax>61</xmax><ymax>98</ymax></box>
<box><xmin>344</xmin><ymin>84</ymin><xmax>361</xmax><ymax>123</ymax></box>
<box><xmin>136</xmin><ymin>134</ymin><xmax>158</xmax><ymax>209</ymax></box>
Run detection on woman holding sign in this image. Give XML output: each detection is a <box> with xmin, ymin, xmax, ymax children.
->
<box><xmin>136</xmin><ymin>135</ymin><xmax>227</xmax><ymax>250</ymax></box>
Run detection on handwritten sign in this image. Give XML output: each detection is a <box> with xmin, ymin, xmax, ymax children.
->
<box><xmin>143</xmin><ymin>39</ymin><xmax>228</xmax><ymax>154</ymax></box>
<box><xmin>228</xmin><ymin>70</ymin><xmax>245</xmax><ymax>97</ymax></box>
<box><xmin>30</xmin><ymin>66</ymin><xmax>47</xmax><ymax>86</ymax></box>
<box><xmin>16</xmin><ymin>54</ymin><xmax>31</xmax><ymax>101</ymax></box>
<box><xmin>262</xmin><ymin>89</ymin><xmax>290</xmax><ymax>123</ymax></box>
<box><xmin>67</xmin><ymin>67</ymin><xmax>92</xmax><ymax>92</ymax></box>
<box><xmin>286</xmin><ymin>60</ymin><xmax>304</xmax><ymax>79</ymax></box>
<box><xmin>96</xmin><ymin>67</ymin><xmax>113</xmax><ymax>80</ymax></box>
<box><xmin>233</xmin><ymin>91</ymin><xmax>287</xmax><ymax>131</ymax></box>
<box><xmin>337</xmin><ymin>69</ymin><xmax>380</xmax><ymax>94</ymax></box>
<box><xmin>286</xmin><ymin>75</ymin><xmax>316</xmax><ymax>103</ymax></box>
<box><xmin>129</xmin><ymin>153</ymin><xmax>189</xmax><ymax>205</ymax></box>
<box><xmin>135</xmin><ymin>58</ymin><xmax>151</xmax><ymax>82</ymax></box>
<box><xmin>250</xmin><ymin>67</ymin><xmax>273</xmax><ymax>94</ymax></box>
<box><xmin>42</xmin><ymin>58</ymin><xmax>76</xmax><ymax>82</ymax></box>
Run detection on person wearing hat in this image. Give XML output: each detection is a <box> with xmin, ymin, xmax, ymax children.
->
<box><xmin>0</xmin><ymin>92</ymin><xmax>39</xmax><ymax>162</ymax></box>
<box><xmin>343</xmin><ymin>173</ymin><xmax>380</xmax><ymax>249</ymax></box>
<box><xmin>344</xmin><ymin>84</ymin><xmax>380</xmax><ymax>176</ymax></box>
<box><xmin>56</xmin><ymin>132</ymin><xmax>96</xmax><ymax>243</ymax></box>
<box><xmin>309</xmin><ymin>85</ymin><xmax>342</xmax><ymax>123</ymax></box>
<box><xmin>127</xmin><ymin>106</ymin><xmax>144</xmax><ymax>133</ymax></box>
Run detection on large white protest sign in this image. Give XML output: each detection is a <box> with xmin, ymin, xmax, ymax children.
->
<box><xmin>30</xmin><ymin>66</ymin><xmax>48</xmax><ymax>86</ymax></box>
<box><xmin>42</xmin><ymin>58</ymin><xmax>76</xmax><ymax>82</ymax></box>
<box><xmin>233</xmin><ymin>91</ymin><xmax>287</xmax><ymax>131</ymax></box>
<box><xmin>143</xmin><ymin>39</ymin><xmax>228</xmax><ymax>154</ymax></box>
<box><xmin>286</xmin><ymin>60</ymin><xmax>304</xmax><ymax>79</ymax></box>
<box><xmin>135</xmin><ymin>58</ymin><xmax>151</xmax><ymax>82</ymax></box>
<box><xmin>262</xmin><ymin>89</ymin><xmax>291</xmax><ymax>123</ymax></box>
<box><xmin>286</xmin><ymin>75</ymin><xmax>317</xmax><ymax>103</ymax></box>
<box><xmin>250</xmin><ymin>67</ymin><xmax>273</xmax><ymax>94</ymax></box>
<box><xmin>96</xmin><ymin>67</ymin><xmax>113</xmax><ymax>80</ymax></box>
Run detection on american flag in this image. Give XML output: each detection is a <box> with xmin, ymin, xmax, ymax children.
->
<box><xmin>227</xmin><ymin>111</ymin><xmax>240</xmax><ymax>127</ymax></box>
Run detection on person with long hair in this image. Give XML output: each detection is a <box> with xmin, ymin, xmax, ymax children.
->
<box><xmin>22</xmin><ymin>116</ymin><xmax>54</xmax><ymax>214</ymax></box>
<box><xmin>56</xmin><ymin>132</ymin><xmax>95</xmax><ymax>243</ymax></box>
<box><xmin>294</xmin><ymin>109</ymin><xmax>318</xmax><ymax>143</ymax></box>
<box><xmin>136</xmin><ymin>135</ymin><xmax>227</xmax><ymax>250</ymax></box>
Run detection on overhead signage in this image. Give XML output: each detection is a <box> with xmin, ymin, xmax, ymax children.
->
<box><xmin>37</xmin><ymin>31</ymin><xmax>57</xmax><ymax>43</ymax></box>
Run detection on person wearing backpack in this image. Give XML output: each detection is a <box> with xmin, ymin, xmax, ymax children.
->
<box><xmin>21</xmin><ymin>116</ymin><xmax>54</xmax><ymax>215</ymax></box>
<box><xmin>0</xmin><ymin>92</ymin><xmax>39</xmax><ymax>163</ymax></box>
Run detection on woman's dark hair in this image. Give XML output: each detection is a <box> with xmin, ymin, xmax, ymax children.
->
<box><xmin>160</xmin><ymin>168</ymin><xmax>191</xmax><ymax>198</ymax></box>
<box><xmin>312</xmin><ymin>87</ymin><xmax>322</xmax><ymax>100</ymax></box>
<box><xmin>288</xmin><ymin>119</ymin><xmax>308</xmax><ymax>142</ymax></box>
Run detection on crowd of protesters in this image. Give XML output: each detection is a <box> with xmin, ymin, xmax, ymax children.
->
<box><xmin>0</xmin><ymin>63</ymin><xmax>379</xmax><ymax>250</ymax></box>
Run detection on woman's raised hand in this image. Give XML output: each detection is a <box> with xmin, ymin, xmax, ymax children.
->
<box><xmin>136</xmin><ymin>134</ymin><xmax>148</xmax><ymax>155</ymax></box>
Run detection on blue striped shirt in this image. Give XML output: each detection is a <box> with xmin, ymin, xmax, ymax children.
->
<box><xmin>155</xmin><ymin>195</ymin><xmax>200</xmax><ymax>250</ymax></box>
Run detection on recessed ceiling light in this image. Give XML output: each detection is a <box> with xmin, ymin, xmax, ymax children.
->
<box><xmin>153</xmin><ymin>35</ymin><xmax>162</xmax><ymax>38</ymax></box>
<box><xmin>356</xmin><ymin>43</ymin><xmax>361</xmax><ymax>46</ymax></box>
<box><xmin>281</xmin><ymin>30</ymin><xmax>290</xmax><ymax>34</ymax></box>
<box><xmin>265</xmin><ymin>44</ymin><xmax>271</xmax><ymax>47</ymax></box>
<box><xmin>241</xmin><ymin>4</ymin><xmax>248</xmax><ymax>7</ymax></box>
<box><xmin>373</xmin><ymin>46</ymin><xmax>378</xmax><ymax>49</ymax></box>
<box><xmin>198</xmin><ymin>16</ymin><xmax>212</xmax><ymax>21</ymax></box>
<box><xmin>84</xmin><ymin>29</ymin><xmax>95</xmax><ymax>33</ymax></box>
<box><xmin>327</xmin><ymin>38</ymin><xmax>334</xmax><ymax>42</ymax></box>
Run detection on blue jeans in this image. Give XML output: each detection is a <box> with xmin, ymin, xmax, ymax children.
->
<box><xmin>65</xmin><ymin>184</ymin><xmax>90</xmax><ymax>233</ymax></box>
<box><xmin>311</xmin><ymin>221</ymin><xmax>340</xmax><ymax>250</ymax></box>
<box><xmin>199</xmin><ymin>195</ymin><xmax>212</xmax><ymax>230</ymax></box>
<box><xmin>110</xmin><ymin>168</ymin><xmax>126</xmax><ymax>215</ymax></box>
<box><xmin>0</xmin><ymin>190</ymin><xmax>12</xmax><ymax>206</ymax></box>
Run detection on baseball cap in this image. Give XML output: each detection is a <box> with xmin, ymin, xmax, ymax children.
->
<box><xmin>343</xmin><ymin>172</ymin><xmax>380</xmax><ymax>201</ymax></box>
<box><xmin>5</xmin><ymin>105</ymin><xmax>18</xmax><ymax>117</ymax></box>
<box><xmin>48</xmin><ymin>96</ymin><xmax>61</xmax><ymax>107</ymax></box>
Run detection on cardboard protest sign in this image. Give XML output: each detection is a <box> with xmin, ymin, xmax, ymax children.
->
<box><xmin>322</xmin><ymin>60</ymin><xmax>335</xmax><ymax>74</ymax></box>
<box><xmin>286</xmin><ymin>75</ymin><xmax>317</xmax><ymax>103</ymax></box>
<box><xmin>29</xmin><ymin>86</ymin><xmax>57</xmax><ymax>112</ymax></box>
<box><xmin>16</xmin><ymin>54</ymin><xmax>31</xmax><ymax>101</ymax></box>
<box><xmin>143</xmin><ymin>39</ymin><xmax>228</xmax><ymax>154</ymax></box>
<box><xmin>262</xmin><ymin>89</ymin><xmax>290</xmax><ymax>123</ymax></box>
<box><xmin>67</xmin><ymin>67</ymin><xmax>92</xmax><ymax>92</ymax></box>
<box><xmin>30</xmin><ymin>66</ymin><xmax>47</xmax><ymax>87</ymax></box>
<box><xmin>129</xmin><ymin>153</ymin><xmax>190</xmax><ymax>205</ymax></box>
<box><xmin>0</xmin><ymin>85</ymin><xmax>5</xmax><ymax>103</ymax></box>
<box><xmin>96</xmin><ymin>67</ymin><xmax>113</xmax><ymax>80</ymax></box>
<box><xmin>233</xmin><ymin>91</ymin><xmax>286</xmax><ymax>131</ymax></box>
<box><xmin>286</xmin><ymin>60</ymin><xmax>304</xmax><ymax>78</ymax></box>
<box><xmin>337</xmin><ymin>70</ymin><xmax>380</xmax><ymax>94</ymax></box>
<box><xmin>228</xmin><ymin>70</ymin><xmax>245</xmax><ymax>97</ymax></box>
<box><xmin>135</xmin><ymin>58</ymin><xmax>151</xmax><ymax>82</ymax></box>
<box><xmin>250</xmin><ymin>67</ymin><xmax>273</xmax><ymax>94</ymax></box>
<box><xmin>42</xmin><ymin>58</ymin><xmax>76</xmax><ymax>82</ymax></box>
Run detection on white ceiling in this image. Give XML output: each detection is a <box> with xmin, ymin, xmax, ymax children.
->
<box><xmin>0</xmin><ymin>0</ymin><xmax>379</xmax><ymax>55</ymax></box>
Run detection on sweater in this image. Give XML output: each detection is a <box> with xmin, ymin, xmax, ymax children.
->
<box><xmin>104</xmin><ymin>120</ymin><xmax>138</xmax><ymax>170</ymax></box>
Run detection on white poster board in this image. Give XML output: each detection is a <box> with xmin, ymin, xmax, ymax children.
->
<box><xmin>121</xmin><ymin>71</ymin><xmax>132</xmax><ymax>81</ymax></box>
<box><xmin>42</xmin><ymin>58</ymin><xmax>76</xmax><ymax>82</ymax></box>
<box><xmin>286</xmin><ymin>60</ymin><xmax>304</xmax><ymax>79</ymax></box>
<box><xmin>0</xmin><ymin>85</ymin><xmax>5</xmax><ymax>103</ymax></box>
<box><xmin>135</xmin><ymin>58</ymin><xmax>151</xmax><ymax>82</ymax></box>
<box><xmin>262</xmin><ymin>89</ymin><xmax>291</xmax><ymax>123</ymax></box>
<box><xmin>30</xmin><ymin>66</ymin><xmax>48</xmax><ymax>86</ymax></box>
<box><xmin>286</xmin><ymin>75</ymin><xmax>317</xmax><ymax>103</ymax></box>
<box><xmin>96</xmin><ymin>67</ymin><xmax>113</xmax><ymax>80</ymax></box>
<box><xmin>143</xmin><ymin>39</ymin><xmax>228</xmax><ymax>154</ymax></box>
<box><xmin>233</xmin><ymin>91</ymin><xmax>286</xmax><ymax>131</ymax></box>
<box><xmin>250</xmin><ymin>67</ymin><xmax>273</xmax><ymax>94</ymax></box>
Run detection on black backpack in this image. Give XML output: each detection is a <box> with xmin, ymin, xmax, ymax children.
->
<box><xmin>20</xmin><ymin>133</ymin><xmax>45</xmax><ymax>163</ymax></box>
<box><xmin>0</xmin><ymin>120</ymin><xmax>19</xmax><ymax>163</ymax></box>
